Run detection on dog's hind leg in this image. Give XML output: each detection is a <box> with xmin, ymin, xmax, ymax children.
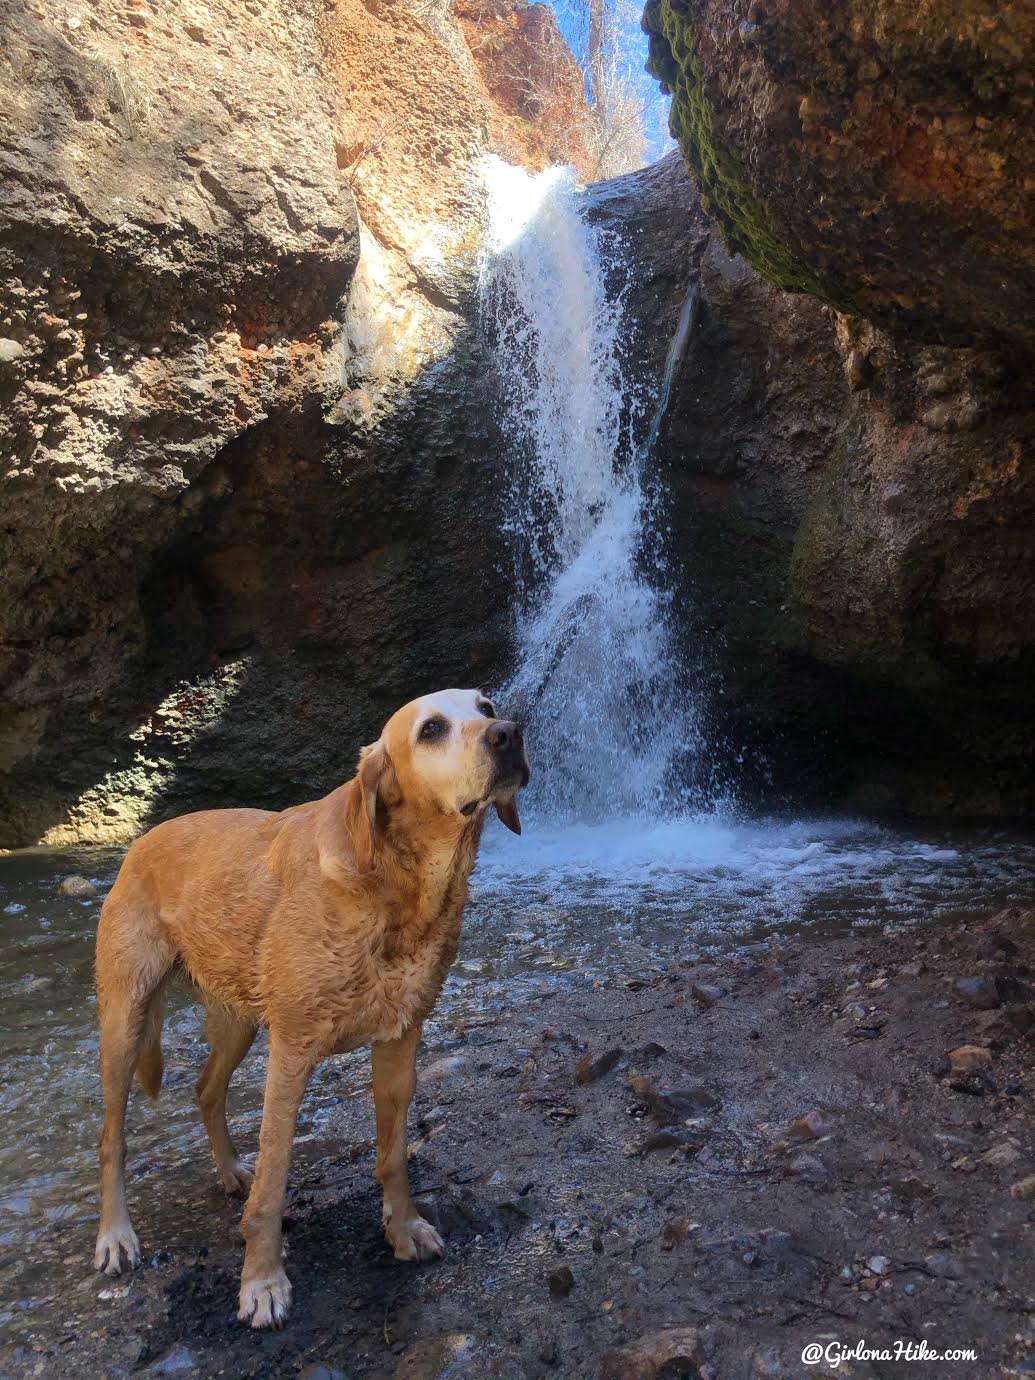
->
<box><xmin>197</xmin><ymin>1003</ymin><xmax>258</xmax><ymax>1197</ymax></box>
<box><xmin>94</xmin><ymin>890</ymin><xmax>174</xmax><ymax>1276</ymax></box>
<box><xmin>94</xmin><ymin>982</ymin><xmax>163</xmax><ymax>1275</ymax></box>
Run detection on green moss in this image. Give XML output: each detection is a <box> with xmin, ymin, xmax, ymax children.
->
<box><xmin>645</xmin><ymin>1</ymin><xmax>857</xmax><ymax>311</ymax></box>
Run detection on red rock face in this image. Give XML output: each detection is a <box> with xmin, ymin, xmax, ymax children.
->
<box><xmin>454</xmin><ymin>0</ymin><xmax>595</xmax><ymax>178</ymax></box>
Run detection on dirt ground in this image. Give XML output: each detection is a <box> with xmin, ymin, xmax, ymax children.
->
<box><xmin>3</xmin><ymin>909</ymin><xmax>1034</xmax><ymax>1380</ymax></box>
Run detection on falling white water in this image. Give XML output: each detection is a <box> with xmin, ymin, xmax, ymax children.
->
<box><xmin>471</xmin><ymin>159</ymin><xmax>1035</xmax><ymax>942</ymax></box>
<box><xmin>479</xmin><ymin>158</ymin><xmax>699</xmax><ymax>826</ymax></box>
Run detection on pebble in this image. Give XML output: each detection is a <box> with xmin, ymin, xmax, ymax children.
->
<box><xmin>867</xmin><ymin>1254</ymin><xmax>891</xmax><ymax>1275</ymax></box>
<box><xmin>924</xmin><ymin>1252</ymin><xmax>964</xmax><ymax>1279</ymax></box>
<box><xmin>643</xmin><ymin>1127</ymin><xmax>706</xmax><ymax>1154</ymax></box>
<box><xmin>788</xmin><ymin>1152</ymin><xmax>831</xmax><ymax>1184</ymax></box>
<box><xmin>980</xmin><ymin>1141</ymin><xmax>1020</xmax><ymax>1168</ymax></box>
<box><xmin>948</xmin><ymin>1044</ymin><xmax>992</xmax><ymax>1073</ymax></box>
<box><xmin>600</xmin><ymin>1328</ymin><xmax>703</xmax><ymax>1380</ymax></box>
<box><xmin>786</xmin><ymin>1108</ymin><xmax>830</xmax><ymax>1142</ymax></box>
<box><xmin>1010</xmin><ymin>1175</ymin><xmax>1035</xmax><ymax>1202</ymax></box>
<box><xmin>653</xmin><ymin>1085</ymin><xmax>720</xmax><ymax>1120</ymax></box>
<box><xmin>548</xmin><ymin>1265</ymin><xmax>574</xmax><ymax>1297</ymax></box>
<box><xmin>148</xmin><ymin>1349</ymin><xmax>197</xmax><ymax>1375</ymax></box>
<box><xmin>690</xmin><ymin>981</ymin><xmax>725</xmax><ymax>1007</ymax></box>
<box><xmin>57</xmin><ymin>875</ymin><xmax>98</xmax><ymax>897</ymax></box>
<box><xmin>394</xmin><ymin>1335</ymin><xmax>477</xmax><ymax>1379</ymax></box>
<box><xmin>576</xmin><ymin>1048</ymin><xmax>623</xmax><ymax>1084</ymax></box>
<box><xmin>954</xmin><ymin>976</ymin><xmax>1000</xmax><ymax>1009</ymax></box>
<box><xmin>418</xmin><ymin>1054</ymin><xmax>470</xmax><ymax>1084</ymax></box>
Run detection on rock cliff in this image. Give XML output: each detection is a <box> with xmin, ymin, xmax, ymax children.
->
<box><xmin>642</xmin><ymin>0</ymin><xmax>1035</xmax><ymax>354</ymax></box>
<box><xmin>0</xmin><ymin>0</ymin><xmax>593</xmax><ymax>846</ymax></box>
<box><xmin>597</xmin><ymin>154</ymin><xmax>1035</xmax><ymax>814</ymax></box>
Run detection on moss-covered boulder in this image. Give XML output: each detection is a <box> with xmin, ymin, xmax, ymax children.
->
<box><xmin>643</xmin><ymin>0</ymin><xmax>1035</xmax><ymax>352</ymax></box>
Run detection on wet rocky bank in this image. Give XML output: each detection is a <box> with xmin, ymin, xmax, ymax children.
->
<box><xmin>3</xmin><ymin>907</ymin><xmax>1034</xmax><ymax>1380</ymax></box>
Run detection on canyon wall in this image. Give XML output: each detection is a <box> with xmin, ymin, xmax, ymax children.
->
<box><xmin>628</xmin><ymin>0</ymin><xmax>1035</xmax><ymax>814</ymax></box>
<box><xmin>0</xmin><ymin>0</ymin><xmax>593</xmax><ymax>847</ymax></box>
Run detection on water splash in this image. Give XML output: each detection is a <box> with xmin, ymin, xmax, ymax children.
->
<box><xmin>479</xmin><ymin>158</ymin><xmax>701</xmax><ymax>826</ymax></box>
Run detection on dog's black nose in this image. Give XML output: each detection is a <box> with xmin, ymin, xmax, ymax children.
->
<box><xmin>487</xmin><ymin>720</ymin><xmax>523</xmax><ymax>752</ymax></box>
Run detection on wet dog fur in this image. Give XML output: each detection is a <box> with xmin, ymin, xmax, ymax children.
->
<box><xmin>93</xmin><ymin>689</ymin><xmax>528</xmax><ymax>1328</ymax></box>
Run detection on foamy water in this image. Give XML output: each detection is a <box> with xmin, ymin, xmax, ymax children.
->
<box><xmin>472</xmin><ymin>811</ymin><xmax>1035</xmax><ymax>936</ymax></box>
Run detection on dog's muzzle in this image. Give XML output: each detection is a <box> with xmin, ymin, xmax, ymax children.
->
<box><xmin>486</xmin><ymin>720</ymin><xmax>530</xmax><ymax>789</ymax></box>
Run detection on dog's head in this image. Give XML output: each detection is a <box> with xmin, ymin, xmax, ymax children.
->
<box><xmin>348</xmin><ymin>689</ymin><xmax>530</xmax><ymax>869</ymax></box>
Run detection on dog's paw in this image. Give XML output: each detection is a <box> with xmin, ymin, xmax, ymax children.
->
<box><xmin>237</xmin><ymin>1271</ymin><xmax>292</xmax><ymax>1329</ymax></box>
<box><xmin>94</xmin><ymin>1223</ymin><xmax>140</xmax><ymax>1276</ymax></box>
<box><xmin>220</xmin><ymin>1158</ymin><xmax>255</xmax><ymax>1198</ymax></box>
<box><xmin>386</xmin><ymin>1214</ymin><xmax>445</xmax><ymax>1263</ymax></box>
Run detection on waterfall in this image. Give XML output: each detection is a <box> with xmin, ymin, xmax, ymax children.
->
<box><xmin>479</xmin><ymin>158</ymin><xmax>702</xmax><ymax>827</ymax></box>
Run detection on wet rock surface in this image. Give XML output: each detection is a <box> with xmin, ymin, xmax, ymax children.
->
<box><xmin>4</xmin><ymin>908</ymin><xmax>1033</xmax><ymax>1378</ymax></box>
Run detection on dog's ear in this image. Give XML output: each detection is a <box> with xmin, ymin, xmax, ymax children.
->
<box><xmin>494</xmin><ymin>795</ymin><xmax>521</xmax><ymax>835</ymax></box>
<box><xmin>347</xmin><ymin>741</ymin><xmax>399</xmax><ymax>870</ymax></box>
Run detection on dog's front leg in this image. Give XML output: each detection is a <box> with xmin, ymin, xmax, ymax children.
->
<box><xmin>372</xmin><ymin>1024</ymin><xmax>444</xmax><ymax>1262</ymax></box>
<box><xmin>237</xmin><ymin>1037</ymin><xmax>314</xmax><ymax>1328</ymax></box>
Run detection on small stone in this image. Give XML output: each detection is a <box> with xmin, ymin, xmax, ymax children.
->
<box><xmin>0</xmin><ymin>338</ymin><xmax>24</xmax><ymax>364</ymax></box>
<box><xmin>1010</xmin><ymin>1175</ymin><xmax>1035</xmax><ymax>1202</ymax></box>
<box><xmin>690</xmin><ymin>981</ymin><xmax>725</xmax><ymax>1007</ymax></box>
<box><xmin>576</xmin><ymin>1048</ymin><xmax>622</xmax><ymax>1084</ymax></box>
<box><xmin>980</xmin><ymin>1142</ymin><xmax>1020</xmax><ymax>1168</ymax></box>
<box><xmin>789</xmin><ymin>1152</ymin><xmax>831</xmax><ymax>1184</ymax></box>
<box><xmin>395</xmin><ymin>1337</ymin><xmax>479</xmax><ymax>1379</ymax></box>
<box><xmin>892</xmin><ymin>1175</ymin><xmax>934</xmax><ymax>1203</ymax></box>
<box><xmin>418</xmin><ymin>1054</ymin><xmax>470</xmax><ymax>1084</ymax></box>
<box><xmin>660</xmin><ymin>1219</ymin><xmax>696</xmax><ymax>1250</ymax></box>
<box><xmin>148</xmin><ymin>1350</ymin><xmax>197</xmax><ymax>1376</ymax></box>
<box><xmin>643</xmin><ymin>1128</ymin><xmax>706</xmax><ymax>1154</ymax></box>
<box><xmin>786</xmin><ymin>1108</ymin><xmax>830</xmax><ymax>1142</ymax></box>
<box><xmin>954</xmin><ymin>976</ymin><xmax>1000</xmax><ymax>1009</ymax></box>
<box><xmin>924</xmin><ymin>1252</ymin><xmax>964</xmax><ymax>1279</ymax></box>
<box><xmin>948</xmin><ymin>1044</ymin><xmax>992</xmax><ymax>1073</ymax></box>
<box><xmin>548</xmin><ymin>1265</ymin><xmax>574</xmax><ymax>1297</ymax></box>
<box><xmin>867</xmin><ymin>1254</ymin><xmax>891</xmax><ymax>1275</ymax></box>
<box><xmin>57</xmin><ymin>875</ymin><xmax>98</xmax><ymax>897</ymax></box>
<box><xmin>601</xmin><ymin>1328</ymin><xmax>704</xmax><ymax>1380</ymax></box>
<box><xmin>652</xmin><ymin>1085</ymin><xmax>720</xmax><ymax>1121</ymax></box>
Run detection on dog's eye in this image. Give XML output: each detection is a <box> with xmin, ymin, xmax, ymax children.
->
<box><xmin>419</xmin><ymin>717</ymin><xmax>448</xmax><ymax>742</ymax></box>
<box><xmin>478</xmin><ymin>700</ymin><xmax>496</xmax><ymax>718</ymax></box>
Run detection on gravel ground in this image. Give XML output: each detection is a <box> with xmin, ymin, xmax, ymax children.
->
<box><xmin>3</xmin><ymin>908</ymin><xmax>1034</xmax><ymax>1380</ymax></box>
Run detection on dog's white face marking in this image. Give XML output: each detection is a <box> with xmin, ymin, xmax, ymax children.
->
<box><xmin>408</xmin><ymin>688</ymin><xmax>500</xmax><ymax>816</ymax></box>
<box><xmin>376</xmin><ymin>688</ymin><xmax>527</xmax><ymax>827</ymax></box>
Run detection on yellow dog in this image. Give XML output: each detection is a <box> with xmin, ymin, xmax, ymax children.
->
<box><xmin>93</xmin><ymin>689</ymin><xmax>528</xmax><ymax>1327</ymax></box>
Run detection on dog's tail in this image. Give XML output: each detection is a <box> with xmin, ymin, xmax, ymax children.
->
<box><xmin>135</xmin><ymin>986</ymin><xmax>167</xmax><ymax>1100</ymax></box>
